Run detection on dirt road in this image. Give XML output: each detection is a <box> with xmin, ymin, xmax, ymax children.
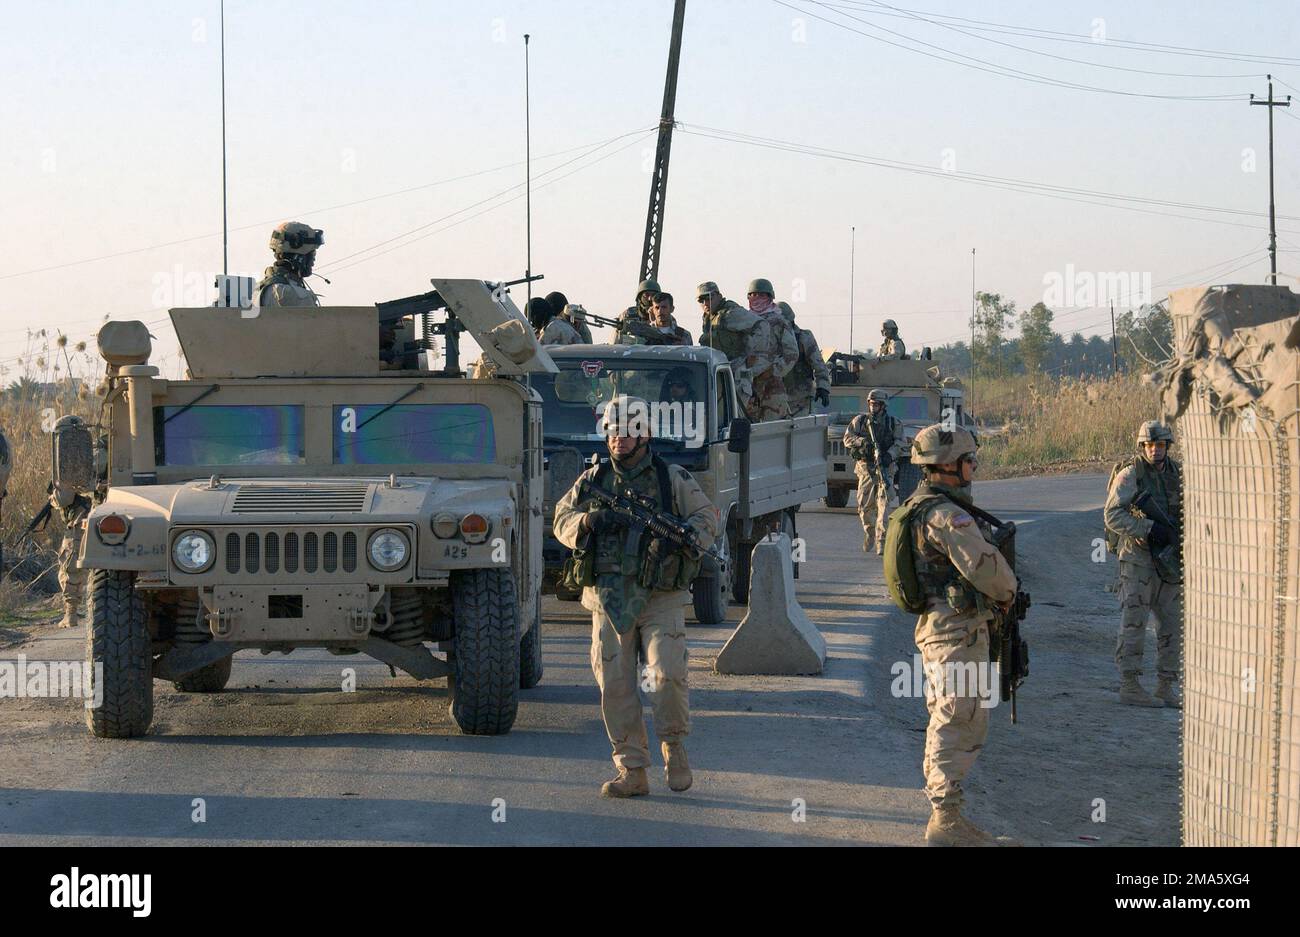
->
<box><xmin>0</xmin><ymin>473</ymin><xmax>1178</xmax><ymax>845</ymax></box>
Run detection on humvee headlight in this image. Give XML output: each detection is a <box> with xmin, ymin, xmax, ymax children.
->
<box><xmin>432</xmin><ymin>513</ymin><xmax>459</xmax><ymax>539</ymax></box>
<box><xmin>368</xmin><ymin>529</ymin><xmax>409</xmax><ymax>571</ymax></box>
<box><xmin>460</xmin><ymin>513</ymin><xmax>490</xmax><ymax>544</ymax></box>
<box><xmin>172</xmin><ymin>530</ymin><xmax>215</xmax><ymax>573</ymax></box>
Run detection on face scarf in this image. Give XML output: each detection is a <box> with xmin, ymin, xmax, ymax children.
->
<box><xmin>748</xmin><ymin>295</ymin><xmax>773</xmax><ymax>313</ymax></box>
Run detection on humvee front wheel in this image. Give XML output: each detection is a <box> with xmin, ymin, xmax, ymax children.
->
<box><xmin>519</xmin><ymin>602</ymin><xmax>543</xmax><ymax>690</ymax></box>
<box><xmin>449</xmin><ymin>568</ymin><xmax>520</xmax><ymax>735</ymax></box>
<box><xmin>85</xmin><ymin>569</ymin><xmax>154</xmax><ymax>739</ymax></box>
<box><xmin>823</xmin><ymin>487</ymin><xmax>849</xmax><ymax>509</ymax></box>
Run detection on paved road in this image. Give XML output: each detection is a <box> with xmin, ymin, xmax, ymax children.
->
<box><xmin>0</xmin><ymin>473</ymin><xmax>1179</xmax><ymax>846</ymax></box>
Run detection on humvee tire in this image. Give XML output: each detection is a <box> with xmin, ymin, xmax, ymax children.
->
<box><xmin>895</xmin><ymin>459</ymin><xmax>923</xmax><ymax>502</ymax></box>
<box><xmin>449</xmin><ymin>568</ymin><xmax>520</xmax><ymax>735</ymax></box>
<box><xmin>692</xmin><ymin>572</ymin><xmax>726</xmax><ymax>625</ymax></box>
<box><xmin>731</xmin><ymin>532</ymin><xmax>751</xmax><ymax>606</ymax></box>
<box><xmin>174</xmin><ymin>655</ymin><xmax>233</xmax><ymax>693</ymax></box>
<box><xmin>519</xmin><ymin>603</ymin><xmax>543</xmax><ymax>689</ymax></box>
<box><xmin>823</xmin><ymin>487</ymin><xmax>850</xmax><ymax>509</ymax></box>
<box><xmin>85</xmin><ymin>569</ymin><xmax>154</xmax><ymax>738</ymax></box>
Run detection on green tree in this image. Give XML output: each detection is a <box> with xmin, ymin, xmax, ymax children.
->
<box><xmin>1018</xmin><ymin>302</ymin><xmax>1055</xmax><ymax>375</ymax></box>
<box><xmin>971</xmin><ymin>291</ymin><xmax>1016</xmax><ymax>378</ymax></box>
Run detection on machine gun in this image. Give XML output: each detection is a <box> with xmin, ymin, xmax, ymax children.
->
<box><xmin>1132</xmin><ymin>490</ymin><xmax>1183</xmax><ymax>585</ymax></box>
<box><xmin>578</xmin><ymin>479</ymin><xmax>722</xmax><ymax>566</ymax></box>
<box><xmin>375</xmin><ymin>274</ymin><xmax>544</xmax><ymax>372</ymax></box>
<box><xmin>943</xmin><ymin>495</ymin><xmax>1031</xmax><ymax>723</ymax></box>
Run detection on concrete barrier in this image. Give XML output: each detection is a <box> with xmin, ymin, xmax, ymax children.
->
<box><xmin>714</xmin><ymin>533</ymin><xmax>826</xmax><ymax>675</ymax></box>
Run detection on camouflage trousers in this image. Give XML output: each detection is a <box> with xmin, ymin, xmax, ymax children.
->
<box><xmin>746</xmin><ymin>373</ymin><xmax>790</xmax><ymax>422</ymax></box>
<box><xmin>590</xmin><ymin>600</ymin><xmax>690</xmax><ymax>771</ymax></box>
<box><xmin>920</xmin><ymin>626</ymin><xmax>991</xmax><ymax>810</ymax></box>
<box><xmin>58</xmin><ymin>523</ymin><xmax>87</xmax><ymax>626</ymax></box>
<box><xmin>1115</xmin><ymin>558</ymin><xmax>1182</xmax><ymax>679</ymax></box>
<box><xmin>855</xmin><ymin>461</ymin><xmax>896</xmax><ymax>546</ymax></box>
<box><xmin>787</xmin><ymin>393</ymin><xmax>814</xmax><ymax>418</ymax></box>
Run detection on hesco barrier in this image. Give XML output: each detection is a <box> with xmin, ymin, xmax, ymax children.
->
<box><xmin>1164</xmin><ymin>284</ymin><xmax>1300</xmax><ymax>846</ymax></box>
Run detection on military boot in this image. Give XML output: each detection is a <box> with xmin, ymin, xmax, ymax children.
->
<box><xmin>58</xmin><ymin>597</ymin><xmax>82</xmax><ymax>629</ymax></box>
<box><xmin>600</xmin><ymin>766</ymin><xmax>649</xmax><ymax>799</ymax></box>
<box><xmin>662</xmin><ymin>741</ymin><xmax>693</xmax><ymax>792</ymax></box>
<box><xmin>924</xmin><ymin>805</ymin><xmax>994</xmax><ymax>847</ymax></box>
<box><xmin>1119</xmin><ymin>673</ymin><xmax>1163</xmax><ymax>707</ymax></box>
<box><xmin>1155</xmin><ymin>677</ymin><xmax>1183</xmax><ymax>709</ymax></box>
<box><xmin>862</xmin><ymin>531</ymin><xmax>874</xmax><ymax>553</ymax></box>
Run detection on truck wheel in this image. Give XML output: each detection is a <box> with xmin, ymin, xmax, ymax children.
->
<box><xmin>824</xmin><ymin>487</ymin><xmax>849</xmax><ymax>509</ymax></box>
<box><xmin>449</xmin><ymin>568</ymin><xmax>520</xmax><ymax>735</ymax></box>
<box><xmin>732</xmin><ymin>536</ymin><xmax>752</xmax><ymax>606</ymax></box>
<box><xmin>553</xmin><ymin>584</ymin><xmax>580</xmax><ymax>602</ymax></box>
<box><xmin>896</xmin><ymin>460</ymin><xmax>923</xmax><ymax>502</ymax></box>
<box><xmin>85</xmin><ymin>569</ymin><xmax>154</xmax><ymax>739</ymax></box>
<box><xmin>174</xmin><ymin>656</ymin><xmax>233</xmax><ymax>693</ymax></box>
<box><xmin>519</xmin><ymin>602</ymin><xmax>544</xmax><ymax>690</ymax></box>
<box><xmin>692</xmin><ymin>573</ymin><xmax>726</xmax><ymax>625</ymax></box>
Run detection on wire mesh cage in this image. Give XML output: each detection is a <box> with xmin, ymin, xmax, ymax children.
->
<box><xmin>1168</xmin><ymin>284</ymin><xmax>1300</xmax><ymax>846</ymax></box>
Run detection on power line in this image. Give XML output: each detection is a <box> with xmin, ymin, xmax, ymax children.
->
<box><xmin>775</xmin><ymin>0</ymin><xmax>1250</xmax><ymax>101</ymax></box>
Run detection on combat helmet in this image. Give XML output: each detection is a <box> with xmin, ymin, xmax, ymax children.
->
<box><xmin>867</xmin><ymin>388</ymin><xmax>889</xmax><ymax>403</ymax></box>
<box><xmin>1136</xmin><ymin>420</ymin><xmax>1173</xmax><ymax>445</ymax></box>
<box><xmin>636</xmin><ymin>279</ymin><xmax>661</xmax><ymax>297</ymax></box>
<box><xmin>882</xmin><ymin>319</ymin><xmax>898</xmax><ymax>333</ymax></box>
<box><xmin>747</xmin><ymin>278</ymin><xmax>775</xmax><ymax>296</ymax></box>
<box><xmin>269</xmin><ymin>221</ymin><xmax>324</xmax><ymax>256</ymax></box>
<box><xmin>911</xmin><ymin>424</ymin><xmax>978</xmax><ymax>467</ymax></box>
<box><xmin>600</xmin><ymin>395</ymin><xmax>653</xmax><ymax>438</ymax></box>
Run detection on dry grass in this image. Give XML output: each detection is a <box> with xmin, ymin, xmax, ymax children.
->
<box><xmin>0</xmin><ymin>329</ymin><xmax>103</xmax><ymax>614</ymax></box>
<box><xmin>974</xmin><ymin>372</ymin><xmax>1160</xmax><ymax>478</ymax></box>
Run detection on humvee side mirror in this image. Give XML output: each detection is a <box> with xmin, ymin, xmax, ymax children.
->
<box><xmin>53</xmin><ymin>422</ymin><xmax>95</xmax><ymax>493</ymax></box>
<box><xmin>727</xmin><ymin>418</ymin><xmax>751</xmax><ymax>453</ymax></box>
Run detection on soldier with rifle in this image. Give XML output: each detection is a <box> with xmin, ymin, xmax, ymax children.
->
<box><xmin>552</xmin><ymin>395</ymin><xmax>719</xmax><ymax>798</ymax></box>
<box><xmin>0</xmin><ymin>426</ymin><xmax>10</xmax><ymax>573</ymax></box>
<box><xmin>844</xmin><ymin>388</ymin><xmax>900</xmax><ymax>554</ymax></box>
<box><xmin>885</xmin><ymin>424</ymin><xmax>1023</xmax><ymax>846</ymax></box>
<box><xmin>1103</xmin><ymin>420</ymin><xmax>1183</xmax><ymax>708</ymax></box>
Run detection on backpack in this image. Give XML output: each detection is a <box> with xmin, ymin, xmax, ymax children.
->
<box><xmin>883</xmin><ymin>492</ymin><xmax>946</xmax><ymax>613</ymax></box>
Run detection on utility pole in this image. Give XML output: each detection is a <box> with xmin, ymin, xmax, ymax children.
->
<box><xmin>1250</xmin><ymin>74</ymin><xmax>1291</xmax><ymax>286</ymax></box>
<box><xmin>970</xmin><ymin>248</ymin><xmax>976</xmax><ymax>416</ymax></box>
<box><xmin>1110</xmin><ymin>301</ymin><xmax>1118</xmax><ymax>376</ymax></box>
<box><xmin>849</xmin><ymin>226</ymin><xmax>856</xmax><ymax>355</ymax></box>
<box><xmin>524</xmin><ymin>34</ymin><xmax>532</xmax><ymax>302</ymax></box>
<box><xmin>639</xmin><ymin>0</ymin><xmax>687</xmax><ymax>284</ymax></box>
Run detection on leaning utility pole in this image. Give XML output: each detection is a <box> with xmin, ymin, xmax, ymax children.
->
<box><xmin>1250</xmin><ymin>74</ymin><xmax>1291</xmax><ymax>286</ymax></box>
<box><xmin>639</xmin><ymin>0</ymin><xmax>687</xmax><ymax>284</ymax></box>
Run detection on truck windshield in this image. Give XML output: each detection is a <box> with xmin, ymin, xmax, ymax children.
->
<box><xmin>333</xmin><ymin>404</ymin><xmax>495</xmax><ymax>464</ymax></box>
<box><xmin>154</xmin><ymin>405</ymin><xmax>305</xmax><ymax>465</ymax></box>
<box><xmin>533</xmin><ymin>361</ymin><xmax>709</xmax><ymax>441</ymax></box>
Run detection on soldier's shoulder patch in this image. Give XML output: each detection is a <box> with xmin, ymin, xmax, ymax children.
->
<box><xmin>948</xmin><ymin>512</ymin><xmax>975</xmax><ymax>529</ymax></box>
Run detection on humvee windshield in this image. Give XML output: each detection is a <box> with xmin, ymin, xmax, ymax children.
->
<box><xmin>154</xmin><ymin>405</ymin><xmax>305</xmax><ymax>466</ymax></box>
<box><xmin>332</xmin><ymin>404</ymin><xmax>495</xmax><ymax>464</ymax></box>
<box><xmin>533</xmin><ymin>361</ymin><xmax>709</xmax><ymax>441</ymax></box>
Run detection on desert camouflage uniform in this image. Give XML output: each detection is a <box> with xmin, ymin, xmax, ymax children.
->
<box><xmin>699</xmin><ymin>300</ymin><xmax>762</xmax><ymax>406</ymax></box>
<box><xmin>538</xmin><ymin>317</ymin><xmax>582</xmax><ymax>346</ymax></box>
<box><xmin>1104</xmin><ymin>459</ymin><xmax>1182</xmax><ymax>680</ymax></box>
<box><xmin>844</xmin><ymin>410</ymin><xmax>899</xmax><ymax>549</ymax></box>
<box><xmin>747</xmin><ymin>307</ymin><xmax>799</xmax><ymax>421</ymax></box>
<box><xmin>621</xmin><ymin>318</ymin><xmax>692</xmax><ymax>347</ymax></box>
<box><xmin>0</xmin><ymin>427</ymin><xmax>10</xmax><ymax>570</ymax></box>
<box><xmin>553</xmin><ymin>454</ymin><xmax>718</xmax><ymax>773</ymax></box>
<box><xmin>52</xmin><ymin>481</ymin><xmax>92</xmax><ymax>628</ymax></box>
<box><xmin>879</xmin><ymin>336</ymin><xmax>907</xmax><ymax>359</ymax></box>
<box><xmin>561</xmin><ymin>306</ymin><xmax>594</xmax><ymax>344</ymax></box>
<box><xmin>782</xmin><ymin>304</ymin><xmax>831</xmax><ymax>417</ymax></box>
<box><xmin>256</xmin><ymin>262</ymin><xmax>319</xmax><ymax>307</ymax></box>
<box><xmin>908</xmin><ymin>480</ymin><xmax>1017</xmax><ymax>810</ymax></box>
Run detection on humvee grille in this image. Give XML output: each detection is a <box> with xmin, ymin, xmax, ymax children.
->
<box><xmin>828</xmin><ymin>439</ymin><xmax>846</xmax><ymax>457</ymax></box>
<box><xmin>219</xmin><ymin>529</ymin><xmax>362</xmax><ymax>577</ymax></box>
<box><xmin>232</xmin><ymin>485</ymin><xmax>370</xmax><ymax>513</ymax></box>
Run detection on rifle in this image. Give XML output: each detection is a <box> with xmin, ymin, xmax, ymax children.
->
<box><xmin>1132</xmin><ymin>490</ymin><xmax>1183</xmax><ymax>584</ymax></box>
<box><xmin>582</xmin><ymin>311</ymin><xmax>623</xmax><ymax>330</ymax></box>
<box><xmin>942</xmin><ymin>494</ymin><xmax>1031</xmax><ymax>724</ymax></box>
<box><xmin>578</xmin><ymin>479</ymin><xmax>723</xmax><ymax>566</ymax></box>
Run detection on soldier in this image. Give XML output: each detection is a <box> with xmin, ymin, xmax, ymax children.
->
<box><xmin>698</xmin><ymin>281</ymin><xmax>762</xmax><ymax>411</ymax></box>
<box><xmin>902</xmin><ymin>424</ymin><xmax>1017</xmax><ymax>846</ymax></box>
<box><xmin>547</xmin><ymin>291</ymin><xmax>593</xmax><ymax>343</ymax></box>
<box><xmin>0</xmin><ymin>426</ymin><xmax>10</xmax><ymax>571</ymax></box>
<box><xmin>744</xmin><ymin>278</ymin><xmax>799</xmax><ymax>421</ymax></box>
<box><xmin>534</xmin><ymin>297</ymin><xmax>581</xmax><ymax>346</ymax></box>
<box><xmin>553</xmin><ymin>395</ymin><xmax>719</xmax><ymax>797</ymax></box>
<box><xmin>615</xmin><ymin>279</ymin><xmax>661</xmax><ymax>341</ymax></box>
<box><xmin>1104</xmin><ymin>421</ymin><xmax>1183</xmax><ymax>708</ymax></box>
<box><xmin>780</xmin><ymin>302</ymin><xmax>831</xmax><ymax>416</ymax></box>
<box><xmin>49</xmin><ymin>416</ymin><xmax>95</xmax><ymax>628</ymax></box>
<box><xmin>256</xmin><ymin>221</ymin><xmax>324</xmax><ymax>307</ymax></box>
<box><xmin>879</xmin><ymin>319</ymin><xmax>906</xmax><ymax>359</ymax></box>
<box><xmin>647</xmin><ymin>293</ymin><xmax>692</xmax><ymax>345</ymax></box>
<box><xmin>844</xmin><ymin>389</ymin><xmax>900</xmax><ymax>553</ymax></box>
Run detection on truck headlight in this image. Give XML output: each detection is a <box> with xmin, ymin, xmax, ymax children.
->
<box><xmin>368</xmin><ymin>528</ymin><xmax>410</xmax><ymax>571</ymax></box>
<box><xmin>172</xmin><ymin>530</ymin><xmax>215</xmax><ymax>573</ymax></box>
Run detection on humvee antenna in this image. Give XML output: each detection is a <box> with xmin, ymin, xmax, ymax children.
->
<box><xmin>525</xmin><ymin>33</ymin><xmax>532</xmax><ymax>302</ymax></box>
<box><xmin>220</xmin><ymin>0</ymin><xmax>228</xmax><ymax>278</ymax></box>
<box><xmin>849</xmin><ymin>226</ymin><xmax>855</xmax><ymax>355</ymax></box>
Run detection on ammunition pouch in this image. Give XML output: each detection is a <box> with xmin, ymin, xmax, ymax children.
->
<box><xmin>637</xmin><ymin>537</ymin><xmax>700</xmax><ymax>591</ymax></box>
<box><xmin>561</xmin><ymin>533</ymin><xmax>597</xmax><ymax>591</ymax></box>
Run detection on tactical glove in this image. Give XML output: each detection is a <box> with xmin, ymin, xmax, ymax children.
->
<box><xmin>584</xmin><ymin>508</ymin><xmax>628</xmax><ymax>534</ymax></box>
<box><xmin>815</xmin><ymin>388</ymin><xmax>830</xmax><ymax>407</ymax></box>
<box><xmin>1148</xmin><ymin>522</ymin><xmax>1174</xmax><ymax>551</ymax></box>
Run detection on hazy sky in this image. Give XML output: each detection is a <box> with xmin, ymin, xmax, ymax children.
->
<box><xmin>2</xmin><ymin>0</ymin><xmax>1298</xmax><ymax>379</ymax></box>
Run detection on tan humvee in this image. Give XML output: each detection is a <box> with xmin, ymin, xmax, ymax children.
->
<box><xmin>72</xmin><ymin>279</ymin><xmax>555</xmax><ymax>738</ymax></box>
<box><xmin>820</xmin><ymin>349</ymin><xmax>968</xmax><ymax>506</ymax></box>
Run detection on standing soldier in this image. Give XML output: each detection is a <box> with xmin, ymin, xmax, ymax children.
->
<box><xmin>553</xmin><ymin>396</ymin><xmax>719</xmax><ymax>797</ymax></box>
<box><xmin>1103</xmin><ymin>421</ymin><xmax>1183</xmax><ymax>708</ymax></box>
<box><xmin>844</xmin><ymin>389</ymin><xmax>899</xmax><ymax>553</ymax></box>
<box><xmin>0</xmin><ymin>426</ymin><xmax>10</xmax><ymax>572</ymax></box>
<box><xmin>745</xmin><ymin>278</ymin><xmax>799</xmax><ymax>420</ymax></box>
<box><xmin>546</xmin><ymin>291</ymin><xmax>593</xmax><ymax>343</ymax></box>
<box><xmin>697</xmin><ymin>281</ymin><xmax>762</xmax><ymax>411</ymax></box>
<box><xmin>49</xmin><ymin>416</ymin><xmax>95</xmax><ymax>628</ymax></box>
<box><xmin>780</xmin><ymin>302</ymin><xmax>831</xmax><ymax>416</ymax></box>
<box><xmin>879</xmin><ymin>319</ymin><xmax>906</xmax><ymax>359</ymax></box>
<box><xmin>900</xmin><ymin>425</ymin><xmax>1017</xmax><ymax>846</ymax></box>
<box><xmin>256</xmin><ymin>221</ymin><xmax>324</xmax><ymax>307</ymax></box>
<box><xmin>647</xmin><ymin>293</ymin><xmax>692</xmax><ymax>345</ymax></box>
<box><xmin>534</xmin><ymin>298</ymin><xmax>581</xmax><ymax>346</ymax></box>
<box><xmin>615</xmin><ymin>279</ymin><xmax>661</xmax><ymax>340</ymax></box>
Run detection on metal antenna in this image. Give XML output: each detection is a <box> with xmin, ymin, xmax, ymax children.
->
<box><xmin>220</xmin><ymin>0</ymin><xmax>229</xmax><ymax>277</ymax></box>
<box><xmin>849</xmin><ymin>226</ymin><xmax>856</xmax><ymax>354</ymax></box>
<box><xmin>525</xmin><ymin>33</ymin><xmax>532</xmax><ymax>302</ymax></box>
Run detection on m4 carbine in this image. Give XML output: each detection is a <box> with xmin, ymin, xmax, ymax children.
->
<box><xmin>578</xmin><ymin>480</ymin><xmax>721</xmax><ymax>565</ymax></box>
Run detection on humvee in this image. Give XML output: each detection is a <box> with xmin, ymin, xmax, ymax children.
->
<box><xmin>535</xmin><ymin>344</ymin><xmax>828</xmax><ymax>624</ymax></box>
<box><xmin>71</xmin><ymin>279</ymin><xmax>555</xmax><ymax>738</ymax></box>
<box><xmin>820</xmin><ymin>349</ymin><xmax>969</xmax><ymax>507</ymax></box>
